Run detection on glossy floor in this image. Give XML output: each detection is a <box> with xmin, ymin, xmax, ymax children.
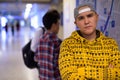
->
<box><xmin>0</xmin><ymin>27</ymin><xmax>39</xmax><ymax>80</ymax></box>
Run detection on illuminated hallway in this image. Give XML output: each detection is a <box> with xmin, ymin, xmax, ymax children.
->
<box><xmin>0</xmin><ymin>27</ymin><xmax>39</xmax><ymax>80</ymax></box>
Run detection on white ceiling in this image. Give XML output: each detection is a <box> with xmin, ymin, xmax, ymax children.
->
<box><xmin>0</xmin><ymin>0</ymin><xmax>61</xmax><ymax>19</ymax></box>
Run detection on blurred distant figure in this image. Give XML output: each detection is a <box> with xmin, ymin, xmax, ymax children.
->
<box><xmin>5</xmin><ymin>23</ymin><xmax>8</xmax><ymax>33</ymax></box>
<box><xmin>16</xmin><ymin>21</ymin><xmax>20</xmax><ymax>32</ymax></box>
<box><xmin>11</xmin><ymin>24</ymin><xmax>15</xmax><ymax>36</ymax></box>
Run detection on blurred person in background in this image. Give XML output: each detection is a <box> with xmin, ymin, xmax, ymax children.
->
<box><xmin>5</xmin><ymin>22</ymin><xmax>8</xmax><ymax>33</ymax></box>
<box><xmin>35</xmin><ymin>9</ymin><xmax>62</xmax><ymax>80</ymax></box>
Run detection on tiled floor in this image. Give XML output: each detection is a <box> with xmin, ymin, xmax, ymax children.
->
<box><xmin>0</xmin><ymin>27</ymin><xmax>39</xmax><ymax>80</ymax></box>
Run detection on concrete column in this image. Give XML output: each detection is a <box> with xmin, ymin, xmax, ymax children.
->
<box><xmin>63</xmin><ymin>0</ymin><xmax>76</xmax><ymax>39</ymax></box>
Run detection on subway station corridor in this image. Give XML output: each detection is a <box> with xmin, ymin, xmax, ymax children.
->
<box><xmin>0</xmin><ymin>27</ymin><xmax>39</xmax><ymax>80</ymax></box>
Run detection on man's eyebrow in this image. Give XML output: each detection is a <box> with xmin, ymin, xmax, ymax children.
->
<box><xmin>87</xmin><ymin>13</ymin><xmax>94</xmax><ymax>16</ymax></box>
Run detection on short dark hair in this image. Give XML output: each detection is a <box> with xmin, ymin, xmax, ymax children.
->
<box><xmin>42</xmin><ymin>9</ymin><xmax>60</xmax><ymax>30</ymax></box>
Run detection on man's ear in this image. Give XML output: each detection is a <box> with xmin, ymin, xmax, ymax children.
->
<box><xmin>74</xmin><ymin>21</ymin><xmax>76</xmax><ymax>24</ymax></box>
<box><xmin>96</xmin><ymin>14</ymin><xmax>99</xmax><ymax>22</ymax></box>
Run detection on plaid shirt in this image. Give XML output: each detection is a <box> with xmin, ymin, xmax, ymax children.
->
<box><xmin>35</xmin><ymin>31</ymin><xmax>62</xmax><ymax>80</ymax></box>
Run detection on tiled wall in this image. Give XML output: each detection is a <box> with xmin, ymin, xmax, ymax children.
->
<box><xmin>97</xmin><ymin>0</ymin><xmax>120</xmax><ymax>48</ymax></box>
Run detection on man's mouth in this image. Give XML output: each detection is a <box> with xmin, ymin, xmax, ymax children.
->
<box><xmin>84</xmin><ymin>26</ymin><xmax>92</xmax><ymax>29</ymax></box>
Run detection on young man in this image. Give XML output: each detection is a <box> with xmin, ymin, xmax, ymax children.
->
<box><xmin>35</xmin><ymin>9</ymin><xmax>62</xmax><ymax>80</ymax></box>
<box><xmin>58</xmin><ymin>3</ymin><xmax>120</xmax><ymax>80</ymax></box>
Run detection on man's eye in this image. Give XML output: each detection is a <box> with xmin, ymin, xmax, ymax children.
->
<box><xmin>87</xmin><ymin>13</ymin><xmax>94</xmax><ymax>18</ymax></box>
<box><xmin>78</xmin><ymin>16</ymin><xmax>84</xmax><ymax>20</ymax></box>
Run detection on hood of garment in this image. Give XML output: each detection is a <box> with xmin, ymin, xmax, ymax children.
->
<box><xmin>61</xmin><ymin>29</ymin><xmax>119</xmax><ymax>53</ymax></box>
<box><xmin>69</xmin><ymin>30</ymin><xmax>105</xmax><ymax>44</ymax></box>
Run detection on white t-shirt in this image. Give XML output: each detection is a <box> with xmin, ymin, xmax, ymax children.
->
<box><xmin>31</xmin><ymin>27</ymin><xmax>44</xmax><ymax>52</ymax></box>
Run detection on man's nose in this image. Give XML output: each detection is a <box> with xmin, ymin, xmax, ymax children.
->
<box><xmin>84</xmin><ymin>17</ymin><xmax>89</xmax><ymax>24</ymax></box>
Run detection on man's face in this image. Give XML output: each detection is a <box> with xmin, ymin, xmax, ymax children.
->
<box><xmin>53</xmin><ymin>20</ymin><xmax>60</xmax><ymax>34</ymax></box>
<box><xmin>74</xmin><ymin>6</ymin><xmax>98</xmax><ymax>35</ymax></box>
